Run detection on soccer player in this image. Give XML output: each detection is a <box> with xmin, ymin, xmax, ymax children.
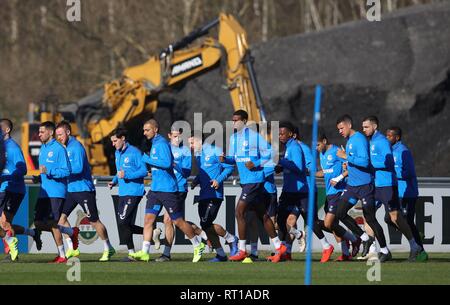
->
<box><xmin>108</xmin><ymin>127</ymin><xmax>146</xmax><ymax>262</ymax></box>
<box><xmin>291</xmin><ymin>128</ymin><xmax>311</xmax><ymax>253</ymax></box>
<box><xmin>275</xmin><ymin>122</ymin><xmax>333</xmax><ymax>263</ymax></box>
<box><xmin>55</xmin><ymin>121</ymin><xmax>116</xmax><ymax>261</ymax></box>
<box><xmin>221</xmin><ymin>110</ymin><xmax>286</xmax><ymax>263</ymax></box>
<box><xmin>0</xmin><ymin>130</ymin><xmax>7</xmax><ymax>257</ymax></box>
<box><xmin>316</xmin><ymin>131</ymin><xmax>358</xmax><ymax>261</ymax></box>
<box><xmin>154</xmin><ymin>127</ymin><xmax>192</xmax><ymax>262</ymax></box>
<box><xmin>190</xmin><ymin>132</ymin><xmax>238</xmax><ymax>262</ymax></box>
<box><xmin>34</xmin><ymin>121</ymin><xmax>71</xmax><ymax>263</ymax></box>
<box><xmin>0</xmin><ymin>118</ymin><xmax>32</xmax><ymax>262</ymax></box>
<box><xmin>335</xmin><ymin>115</ymin><xmax>391</xmax><ymax>262</ymax></box>
<box><xmin>249</xmin><ymin>151</ymin><xmax>281</xmax><ymax>261</ymax></box>
<box><xmin>244</xmin><ymin>128</ymin><xmax>280</xmax><ymax>261</ymax></box>
<box><xmin>386</xmin><ymin>126</ymin><xmax>428</xmax><ymax>261</ymax></box>
<box><xmin>130</xmin><ymin>119</ymin><xmax>206</xmax><ymax>262</ymax></box>
<box><xmin>362</xmin><ymin>116</ymin><xmax>422</xmax><ymax>261</ymax></box>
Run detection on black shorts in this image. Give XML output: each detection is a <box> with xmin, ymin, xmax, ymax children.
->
<box><xmin>375</xmin><ymin>186</ymin><xmax>400</xmax><ymax>212</ymax></box>
<box><xmin>198</xmin><ymin>198</ymin><xmax>223</xmax><ymax>229</ymax></box>
<box><xmin>399</xmin><ymin>197</ymin><xmax>416</xmax><ymax>218</ymax></box>
<box><xmin>263</xmin><ymin>191</ymin><xmax>278</xmax><ymax>218</ymax></box>
<box><xmin>62</xmin><ymin>191</ymin><xmax>99</xmax><ymax>222</ymax></box>
<box><xmin>34</xmin><ymin>197</ymin><xmax>65</xmax><ymax>222</ymax></box>
<box><xmin>145</xmin><ymin>191</ymin><xmax>182</xmax><ymax>221</ymax></box>
<box><xmin>278</xmin><ymin>192</ymin><xmax>309</xmax><ymax>218</ymax></box>
<box><xmin>324</xmin><ymin>193</ymin><xmax>342</xmax><ymax>215</ymax></box>
<box><xmin>239</xmin><ymin>183</ymin><xmax>264</xmax><ymax>205</ymax></box>
<box><xmin>340</xmin><ymin>183</ymin><xmax>375</xmax><ymax>207</ymax></box>
<box><xmin>117</xmin><ymin>196</ymin><xmax>142</xmax><ymax>225</ymax></box>
<box><xmin>0</xmin><ymin>192</ymin><xmax>25</xmax><ymax>217</ymax></box>
<box><xmin>177</xmin><ymin>192</ymin><xmax>187</xmax><ymax>217</ymax></box>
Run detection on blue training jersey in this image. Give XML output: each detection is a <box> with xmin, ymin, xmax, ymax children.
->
<box><xmin>319</xmin><ymin>144</ymin><xmax>345</xmax><ymax>196</ymax></box>
<box><xmin>0</xmin><ymin>138</ymin><xmax>26</xmax><ymax>194</ymax></box>
<box><xmin>38</xmin><ymin>138</ymin><xmax>71</xmax><ymax>198</ymax></box>
<box><xmin>0</xmin><ymin>135</ymin><xmax>5</xmax><ymax>174</ymax></box>
<box><xmin>263</xmin><ymin>163</ymin><xmax>277</xmax><ymax>194</ymax></box>
<box><xmin>224</xmin><ymin>127</ymin><xmax>271</xmax><ymax>184</ymax></box>
<box><xmin>263</xmin><ymin>142</ymin><xmax>277</xmax><ymax>194</ymax></box>
<box><xmin>279</xmin><ymin>138</ymin><xmax>308</xmax><ymax>193</ymax></box>
<box><xmin>392</xmin><ymin>141</ymin><xmax>419</xmax><ymax>198</ymax></box>
<box><xmin>66</xmin><ymin>137</ymin><xmax>95</xmax><ymax>193</ymax></box>
<box><xmin>345</xmin><ymin>132</ymin><xmax>372</xmax><ymax>187</ymax></box>
<box><xmin>112</xmin><ymin>143</ymin><xmax>147</xmax><ymax>197</ymax></box>
<box><xmin>172</xmin><ymin>144</ymin><xmax>191</xmax><ymax>193</ymax></box>
<box><xmin>194</xmin><ymin>143</ymin><xmax>234</xmax><ymax>200</ymax></box>
<box><xmin>369</xmin><ymin>131</ymin><xmax>397</xmax><ymax>187</ymax></box>
<box><xmin>142</xmin><ymin>134</ymin><xmax>177</xmax><ymax>193</ymax></box>
<box><xmin>298</xmin><ymin>140</ymin><xmax>318</xmax><ymax>192</ymax></box>
<box><xmin>299</xmin><ymin>141</ymin><xmax>312</xmax><ymax>171</ymax></box>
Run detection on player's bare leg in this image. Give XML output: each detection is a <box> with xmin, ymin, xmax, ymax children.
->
<box><xmin>387</xmin><ymin>210</ymin><xmax>421</xmax><ymax>260</ymax></box>
<box><xmin>155</xmin><ymin>213</ymin><xmax>175</xmax><ymax>261</ymax></box>
<box><xmin>56</xmin><ymin>214</ymin><xmax>80</xmax><ymax>258</ymax></box>
<box><xmin>173</xmin><ymin>217</ymin><xmax>205</xmax><ymax>262</ymax></box>
<box><xmin>91</xmin><ymin>220</ymin><xmax>115</xmax><ymax>261</ymax></box>
<box><xmin>247</xmin><ymin>211</ymin><xmax>259</xmax><ymax>259</ymax></box>
<box><xmin>324</xmin><ymin>213</ymin><xmax>350</xmax><ymax>261</ymax></box>
<box><xmin>252</xmin><ymin>206</ymin><xmax>285</xmax><ymax>263</ymax></box>
<box><xmin>39</xmin><ymin>219</ymin><xmax>66</xmax><ymax>262</ymax></box>
<box><xmin>358</xmin><ymin>220</ymin><xmax>377</xmax><ymax>260</ymax></box>
<box><xmin>0</xmin><ymin>213</ymin><xmax>20</xmax><ymax>261</ymax></box>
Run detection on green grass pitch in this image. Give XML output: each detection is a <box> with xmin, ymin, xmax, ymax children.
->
<box><xmin>0</xmin><ymin>252</ymin><xmax>449</xmax><ymax>285</ymax></box>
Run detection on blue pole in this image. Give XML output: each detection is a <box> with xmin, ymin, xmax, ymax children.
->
<box><xmin>305</xmin><ymin>85</ymin><xmax>322</xmax><ymax>285</ymax></box>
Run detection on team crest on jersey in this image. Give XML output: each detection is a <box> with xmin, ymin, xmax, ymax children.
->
<box><xmin>173</xmin><ymin>152</ymin><xmax>180</xmax><ymax>159</ymax></box>
<box><xmin>152</xmin><ymin>148</ymin><xmax>156</xmax><ymax>154</ymax></box>
<box><xmin>371</xmin><ymin>145</ymin><xmax>375</xmax><ymax>151</ymax></box>
<box><xmin>327</xmin><ymin>154</ymin><xmax>333</xmax><ymax>161</ymax></box>
<box><xmin>205</xmin><ymin>155</ymin><xmax>211</xmax><ymax>161</ymax></box>
<box><xmin>67</xmin><ymin>151</ymin><xmax>71</xmax><ymax>157</ymax></box>
<box><xmin>48</xmin><ymin>151</ymin><xmax>54</xmax><ymax>158</ymax></box>
<box><xmin>75</xmin><ymin>210</ymin><xmax>98</xmax><ymax>245</ymax></box>
<box><xmin>349</xmin><ymin>144</ymin><xmax>352</xmax><ymax>150</ymax></box>
<box><xmin>124</xmin><ymin>157</ymin><xmax>130</xmax><ymax>164</ymax></box>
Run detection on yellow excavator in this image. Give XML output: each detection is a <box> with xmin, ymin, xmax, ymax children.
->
<box><xmin>21</xmin><ymin>13</ymin><xmax>267</xmax><ymax>175</ymax></box>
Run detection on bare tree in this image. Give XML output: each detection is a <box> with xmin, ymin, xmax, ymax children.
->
<box><xmin>10</xmin><ymin>0</ymin><xmax>19</xmax><ymax>68</ymax></box>
<box><xmin>262</xmin><ymin>0</ymin><xmax>269</xmax><ymax>42</ymax></box>
<box><xmin>306</xmin><ymin>0</ymin><xmax>323</xmax><ymax>31</ymax></box>
<box><xmin>0</xmin><ymin>0</ymin><xmax>441</xmax><ymax>122</ymax></box>
<box><xmin>253</xmin><ymin>0</ymin><xmax>261</xmax><ymax>16</ymax></box>
<box><xmin>182</xmin><ymin>0</ymin><xmax>201</xmax><ymax>35</ymax></box>
<box><xmin>108</xmin><ymin>1</ymin><xmax>116</xmax><ymax>78</ymax></box>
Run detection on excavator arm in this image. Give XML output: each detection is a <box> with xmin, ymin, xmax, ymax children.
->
<box><xmin>22</xmin><ymin>13</ymin><xmax>267</xmax><ymax>175</ymax></box>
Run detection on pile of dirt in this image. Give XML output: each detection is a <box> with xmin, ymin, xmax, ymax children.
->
<box><xmin>158</xmin><ymin>2</ymin><xmax>450</xmax><ymax>176</ymax></box>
